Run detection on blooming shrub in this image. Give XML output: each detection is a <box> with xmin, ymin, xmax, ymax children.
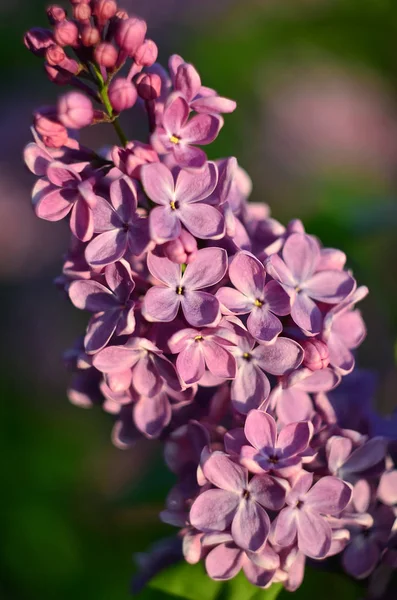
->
<box><xmin>24</xmin><ymin>1</ymin><xmax>396</xmax><ymax>595</ymax></box>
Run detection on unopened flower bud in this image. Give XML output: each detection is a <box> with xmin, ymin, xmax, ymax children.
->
<box><xmin>94</xmin><ymin>42</ymin><xmax>118</xmax><ymax>68</ymax></box>
<box><xmin>47</xmin><ymin>5</ymin><xmax>66</xmax><ymax>24</ymax></box>
<box><xmin>34</xmin><ymin>106</ymin><xmax>68</xmax><ymax>148</ymax></box>
<box><xmin>73</xmin><ymin>3</ymin><xmax>92</xmax><ymax>22</ymax></box>
<box><xmin>164</xmin><ymin>230</ymin><xmax>198</xmax><ymax>264</ymax></box>
<box><xmin>81</xmin><ymin>25</ymin><xmax>100</xmax><ymax>47</ymax></box>
<box><xmin>58</xmin><ymin>91</ymin><xmax>94</xmax><ymax>129</ymax></box>
<box><xmin>93</xmin><ymin>0</ymin><xmax>118</xmax><ymax>23</ymax></box>
<box><xmin>115</xmin><ymin>9</ymin><xmax>128</xmax><ymax>20</ymax></box>
<box><xmin>108</xmin><ymin>77</ymin><xmax>137</xmax><ymax>112</ymax></box>
<box><xmin>136</xmin><ymin>73</ymin><xmax>161</xmax><ymax>100</ymax></box>
<box><xmin>54</xmin><ymin>20</ymin><xmax>79</xmax><ymax>47</ymax></box>
<box><xmin>45</xmin><ymin>44</ymin><xmax>66</xmax><ymax>66</ymax></box>
<box><xmin>45</xmin><ymin>62</ymin><xmax>73</xmax><ymax>85</ymax></box>
<box><xmin>24</xmin><ymin>28</ymin><xmax>54</xmax><ymax>56</ymax></box>
<box><xmin>70</xmin><ymin>0</ymin><xmax>91</xmax><ymax>4</ymax></box>
<box><xmin>115</xmin><ymin>17</ymin><xmax>147</xmax><ymax>56</ymax></box>
<box><xmin>134</xmin><ymin>39</ymin><xmax>158</xmax><ymax>67</ymax></box>
<box><xmin>302</xmin><ymin>339</ymin><xmax>330</xmax><ymax>371</ymax></box>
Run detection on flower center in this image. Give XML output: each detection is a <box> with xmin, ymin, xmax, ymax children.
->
<box><xmin>170</xmin><ymin>200</ymin><xmax>179</xmax><ymax>210</ymax></box>
<box><xmin>254</xmin><ymin>298</ymin><xmax>263</xmax><ymax>307</ymax></box>
<box><xmin>242</xmin><ymin>352</ymin><xmax>252</xmax><ymax>361</ymax></box>
<box><xmin>268</xmin><ymin>454</ymin><xmax>279</xmax><ymax>464</ymax></box>
<box><xmin>296</xmin><ymin>500</ymin><xmax>304</xmax><ymax>509</ymax></box>
<box><xmin>169</xmin><ymin>135</ymin><xmax>180</xmax><ymax>144</ymax></box>
<box><xmin>242</xmin><ymin>489</ymin><xmax>250</xmax><ymax>500</ymax></box>
<box><xmin>194</xmin><ymin>335</ymin><xmax>203</xmax><ymax>342</ymax></box>
<box><xmin>176</xmin><ymin>286</ymin><xmax>184</xmax><ymax>295</ymax></box>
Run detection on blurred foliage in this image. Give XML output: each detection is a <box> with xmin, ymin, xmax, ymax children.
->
<box><xmin>2</xmin><ymin>0</ymin><xmax>397</xmax><ymax>598</ymax></box>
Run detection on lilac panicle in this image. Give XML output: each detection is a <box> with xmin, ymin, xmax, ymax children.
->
<box><xmin>23</xmin><ymin>1</ymin><xmax>396</xmax><ymax>596</ymax></box>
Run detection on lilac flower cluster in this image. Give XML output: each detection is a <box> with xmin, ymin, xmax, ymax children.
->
<box><xmin>24</xmin><ymin>1</ymin><xmax>396</xmax><ymax>595</ymax></box>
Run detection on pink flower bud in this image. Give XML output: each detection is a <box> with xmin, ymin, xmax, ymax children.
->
<box><xmin>115</xmin><ymin>9</ymin><xmax>128</xmax><ymax>20</ymax></box>
<box><xmin>134</xmin><ymin>40</ymin><xmax>158</xmax><ymax>67</ymax></box>
<box><xmin>115</xmin><ymin>18</ymin><xmax>147</xmax><ymax>56</ymax></box>
<box><xmin>70</xmin><ymin>0</ymin><xmax>91</xmax><ymax>4</ymax></box>
<box><xmin>45</xmin><ymin>63</ymin><xmax>73</xmax><ymax>85</ymax></box>
<box><xmin>108</xmin><ymin>78</ymin><xmax>137</xmax><ymax>112</ymax></box>
<box><xmin>47</xmin><ymin>5</ymin><xmax>66</xmax><ymax>24</ymax></box>
<box><xmin>94</xmin><ymin>43</ymin><xmax>118</xmax><ymax>68</ymax></box>
<box><xmin>58</xmin><ymin>92</ymin><xmax>94</xmax><ymax>129</ymax></box>
<box><xmin>136</xmin><ymin>73</ymin><xmax>161</xmax><ymax>100</ymax></box>
<box><xmin>45</xmin><ymin>44</ymin><xmax>66</xmax><ymax>66</ymax></box>
<box><xmin>34</xmin><ymin>107</ymin><xmax>68</xmax><ymax>148</ymax></box>
<box><xmin>164</xmin><ymin>230</ymin><xmax>198</xmax><ymax>264</ymax></box>
<box><xmin>54</xmin><ymin>20</ymin><xmax>79</xmax><ymax>47</ymax></box>
<box><xmin>73</xmin><ymin>3</ymin><xmax>92</xmax><ymax>22</ymax></box>
<box><xmin>24</xmin><ymin>28</ymin><xmax>54</xmax><ymax>56</ymax></box>
<box><xmin>302</xmin><ymin>339</ymin><xmax>330</xmax><ymax>371</ymax></box>
<box><xmin>81</xmin><ymin>26</ymin><xmax>100</xmax><ymax>47</ymax></box>
<box><xmin>93</xmin><ymin>0</ymin><xmax>118</xmax><ymax>23</ymax></box>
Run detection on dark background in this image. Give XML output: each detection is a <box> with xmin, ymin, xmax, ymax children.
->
<box><xmin>1</xmin><ymin>1</ymin><xmax>397</xmax><ymax>598</ymax></box>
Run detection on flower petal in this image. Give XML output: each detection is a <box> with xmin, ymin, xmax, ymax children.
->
<box><xmin>277</xmin><ymin>421</ymin><xmax>312</xmax><ymax>458</ymax></box>
<box><xmin>150</xmin><ymin>205</ymin><xmax>181</xmax><ymax>243</ymax></box>
<box><xmin>181</xmin><ymin>113</ymin><xmax>222</xmax><ymax>145</ymax></box>
<box><xmin>179</xmin><ymin>202</ymin><xmax>225</xmax><ymax>239</ymax></box>
<box><xmin>216</xmin><ymin>287</ymin><xmax>252</xmax><ymax>314</ymax></box>
<box><xmin>133</xmin><ymin>393</ymin><xmax>171</xmax><ymax>438</ymax></box>
<box><xmin>176</xmin><ymin>342</ymin><xmax>205</xmax><ymax>385</ymax></box>
<box><xmin>93</xmin><ymin>346</ymin><xmax>140</xmax><ymax>373</ymax></box>
<box><xmin>247</xmin><ymin>307</ymin><xmax>282</xmax><ymax>343</ymax></box>
<box><xmin>305</xmin><ymin>476</ymin><xmax>352</xmax><ymax>515</ymax></box>
<box><xmin>304</xmin><ymin>270</ymin><xmax>355</xmax><ymax>303</ymax></box>
<box><xmin>231</xmin><ymin>500</ymin><xmax>270</xmax><ymax>552</ymax></box>
<box><xmin>85</xmin><ymin>229</ymin><xmax>127</xmax><ymax>267</ymax></box>
<box><xmin>175</xmin><ymin>162</ymin><xmax>218</xmax><ymax>204</ymax></box>
<box><xmin>70</xmin><ymin>198</ymin><xmax>94</xmax><ymax>242</ymax></box>
<box><xmin>271</xmin><ymin>507</ymin><xmax>297</xmax><ymax>547</ymax></box>
<box><xmin>163</xmin><ymin>92</ymin><xmax>189</xmax><ymax>134</ymax></box>
<box><xmin>147</xmin><ymin>252</ymin><xmax>181</xmax><ymax>287</ymax></box>
<box><xmin>190</xmin><ymin>489</ymin><xmax>239</xmax><ymax>531</ymax></box>
<box><xmin>282</xmin><ymin>233</ymin><xmax>319</xmax><ymax>283</ymax></box>
<box><xmin>143</xmin><ymin>286</ymin><xmax>180</xmax><ymax>322</ymax></box>
<box><xmin>182</xmin><ymin>247</ymin><xmax>228</xmax><ymax>290</ymax></box>
<box><xmin>296</xmin><ymin>509</ymin><xmax>332</xmax><ymax>558</ymax></box>
<box><xmin>141</xmin><ymin>162</ymin><xmax>175</xmax><ymax>205</ymax></box>
<box><xmin>244</xmin><ymin>410</ymin><xmax>277</xmax><ymax>451</ymax></box>
<box><xmin>205</xmin><ymin>544</ymin><xmax>243</xmax><ymax>581</ymax></box>
<box><xmin>84</xmin><ymin>311</ymin><xmax>119</xmax><ymax>354</ymax></box>
<box><xmin>202</xmin><ymin>340</ymin><xmax>236</xmax><ymax>379</ymax></box>
<box><xmin>173</xmin><ymin>143</ymin><xmax>207</xmax><ymax>169</ymax></box>
<box><xmin>231</xmin><ymin>363</ymin><xmax>270</xmax><ymax>415</ymax></box>
<box><xmin>249</xmin><ymin>474</ymin><xmax>287</xmax><ymax>510</ymax></box>
<box><xmin>201</xmin><ymin>451</ymin><xmax>247</xmax><ymax>491</ymax></box>
<box><xmin>181</xmin><ymin>291</ymin><xmax>220</xmax><ymax>327</ymax></box>
<box><xmin>229</xmin><ymin>252</ymin><xmax>266</xmax><ymax>299</ymax></box>
<box><xmin>291</xmin><ymin>292</ymin><xmax>322</xmax><ymax>334</ymax></box>
<box><xmin>253</xmin><ymin>337</ymin><xmax>304</xmax><ymax>376</ymax></box>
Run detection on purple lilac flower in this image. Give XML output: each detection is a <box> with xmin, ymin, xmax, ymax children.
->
<box><xmin>32</xmin><ymin>161</ymin><xmax>99</xmax><ymax>241</ymax></box>
<box><xmin>85</xmin><ymin>176</ymin><xmax>150</xmax><ymax>267</ymax></box>
<box><xmin>143</xmin><ymin>248</ymin><xmax>227</xmax><ymax>327</ymax></box>
<box><xmin>265</xmin><ymin>233</ymin><xmax>355</xmax><ymax>334</ymax></box>
<box><xmin>68</xmin><ymin>260</ymin><xmax>135</xmax><ymax>353</ymax></box>
<box><xmin>223</xmin><ymin>320</ymin><xmax>303</xmax><ymax>413</ymax></box>
<box><xmin>141</xmin><ymin>161</ymin><xmax>224</xmax><ymax>242</ymax></box>
<box><xmin>326</xmin><ymin>435</ymin><xmax>386</xmax><ymax>483</ymax></box>
<box><xmin>190</xmin><ymin>451</ymin><xmax>286</xmax><ymax>552</ymax></box>
<box><xmin>322</xmin><ymin>286</ymin><xmax>368</xmax><ymax>374</ymax></box>
<box><xmin>151</xmin><ymin>92</ymin><xmax>223</xmax><ymax>169</ymax></box>
<box><xmin>271</xmin><ymin>471</ymin><xmax>352</xmax><ymax>558</ymax></box>
<box><xmin>217</xmin><ymin>251</ymin><xmax>292</xmax><ymax>343</ymax></box>
<box><xmin>240</xmin><ymin>410</ymin><xmax>313</xmax><ymax>477</ymax></box>
<box><xmin>378</xmin><ymin>469</ymin><xmax>397</xmax><ymax>506</ymax></box>
<box><xmin>93</xmin><ymin>337</ymin><xmax>182</xmax><ymax>396</ymax></box>
<box><xmin>203</xmin><ymin>533</ymin><xmax>279</xmax><ymax>587</ymax></box>
<box><xmin>169</xmin><ymin>327</ymin><xmax>236</xmax><ymax>385</ymax></box>
<box><xmin>270</xmin><ymin>367</ymin><xmax>340</xmax><ymax>424</ymax></box>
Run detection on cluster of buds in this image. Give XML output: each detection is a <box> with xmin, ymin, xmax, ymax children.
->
<box><xmin>23</xmin><ymin>1</ymin><xmax>396</xmax><ymax>595</ymax></box>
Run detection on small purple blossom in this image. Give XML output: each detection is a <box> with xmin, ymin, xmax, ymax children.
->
<box><xmin>240</xmin><ymin>410</ymin><xmax>313</xmax><ymax>477</ymax></box>
<box><xmin>141</xmin><ymin>161</ymin><xmax>224</xmax><ymax>242</ymax></box>
<box><xmin>271</xmin><ymin>471</ymin><xmax>352</xmax><ymax>559</ymax></box>
<box><xmin>143</xmin><ymin>248</ymin><xmax>227</xmax><ymax>327</ymax></box>
<box><xmin>266</xmin><ymin>233</ymin><xmax>355</xmax><ymax>334</ymax></box>
<box><xmin>190</xmin><ymin>451</ymin><xmax>286</xmax><ymax>552</ymax></box>
<box><xmin>217</xmin><ymin>251</ymin><xmax>292</xmax><ymax>343</ymax></box>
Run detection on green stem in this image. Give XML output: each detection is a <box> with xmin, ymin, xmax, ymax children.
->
<box><xmin>91</xmin><ymin>63</ymin><xmax>128</xmax><ymax>147</ymax></box>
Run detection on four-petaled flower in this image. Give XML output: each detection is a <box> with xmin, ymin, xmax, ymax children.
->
<box><xmin>217</xmin><ymin>251</ymin><xmax>292</xmax><ymax>343</ymax></box>
<box><xmin>143</xmin><ymin>247</ymin><xmax>227</xmax><ymax>327</ymax></box>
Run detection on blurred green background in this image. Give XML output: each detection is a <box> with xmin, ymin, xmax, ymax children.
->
<box><xmin>1</xmin><ymin>0</ymin><xmax>397</xmax><ymax>598</ymax></box>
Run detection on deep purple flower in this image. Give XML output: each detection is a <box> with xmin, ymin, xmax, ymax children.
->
<box><xmin>93</xmin><ymin>337</ymin><xmax>182</xmax><ymax>396</ymax></box>
<box><xmin>223</xmin><ymin>321</ymin><xmax>303</xmax><ymax>413</ymax></box>
<box><xmin>85</xmin><ymin>176</ymin><xmax>149</xmax><ymax>267</ymax></box>
<box><xmin>266</xmin><ymin>233</ymin><xmax>355</xmax><ymax>334</ymax></box>
<box><xmin>151</xmin><ymin>92</ymin><xmax>223</xmax><ymax>169</ymax></box>
<box><xmin>271</xmin><ymin>471</ymin><xmax>351</xmax><ymax>558</ymax></box>
<box><xmin>270</xmin><ymin>367</ymin><xmax>340</xmax><ymax>424</ymax></box>
<box><xmin>322</xmin><ymin>286</ymin><xmax>368</xmax><ymax>374</ymax></box>
<box><xmin>143</xmin><ymin>248</ymin><xmax>227</xmax><ymax>327</ymax></box>
<box><xmin>190</xmin><ymin>451</ymin><xmax>286</xmax><ymax>552</ymax></box>
<box><xmin>68</xmin><ymin>260</ymin><xmax>135</xmax><ymax>354</ymax></box>
<box><xmin>240</xmin><ymin>410</ymin><xmax>313</xmax><ymax>477</ymax></box>
<box><xmin>32</xmin><ymin>161</ymin><xmax>98</xmax><ymax>241</ymax></box>
<box><xmin>202</xmin><ymin>533</ymin><xmax>279</xmax><ymax>587</ymax></box>
<box><xmin>217</xmin><ymin>251</ymin><xmax>292</xmax><ymax>343</ymax></box>
<box><xmin>141</xmin><ymin>161</ymin><xmax>224</xmax><ymax>242</ymax></box>
<box><xmin>169</xmin><ymin>327</ymin><xmax>236</xmax><ymax>385</ymax></box>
